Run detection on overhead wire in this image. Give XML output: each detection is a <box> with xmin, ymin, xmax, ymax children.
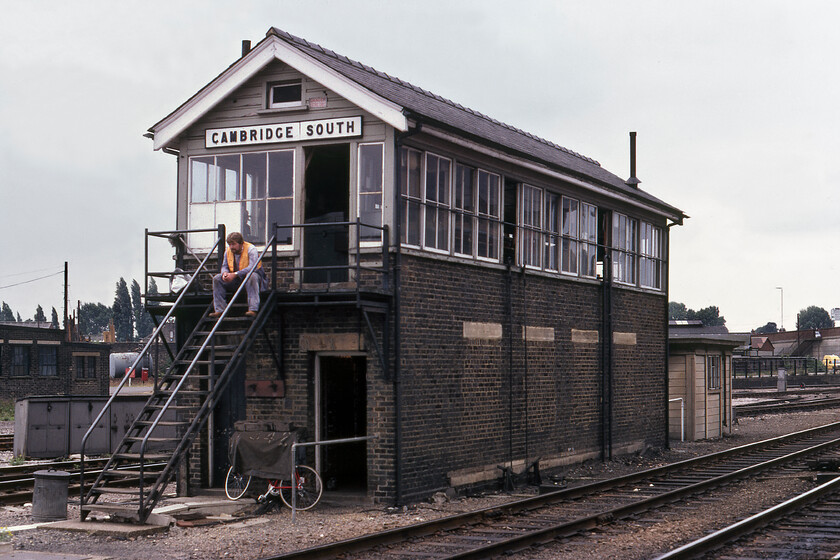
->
<box><xmin>0</xmin><ymin>271</ymin><xmax>64</xmax><ymax>290</ymax></box>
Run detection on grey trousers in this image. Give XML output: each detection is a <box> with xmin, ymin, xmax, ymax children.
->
<box><xmin>212</xmin><ymin>271</ymin><xmax>267</xmax><ymax>312</ymax></box>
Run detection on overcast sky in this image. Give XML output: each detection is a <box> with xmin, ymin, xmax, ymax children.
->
<box><xmin>1</xmin><ymin>0</ymin><xmax>837</xmax><ymax>332</ymax></box>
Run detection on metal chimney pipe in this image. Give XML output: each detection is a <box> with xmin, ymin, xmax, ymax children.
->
<box><xmin>626</xmin><ymin>131</ymin><xmax>641</xmax><ymax>188</ymax></box>
<box><xmin>241</xmin><ymin>40</ymin><xmax>251</xmax><ymax>57</ymax></box>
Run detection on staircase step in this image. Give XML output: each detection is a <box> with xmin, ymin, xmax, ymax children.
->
<box><xmin>113</xmin><ymin>453</ymin><xmax>171</xmax><ymax>461</ymax></box>
<box><xmin>196</xmin><ymin>330</ymin><xmax>248</xmax><ymax>336</ymax></box>
<box><xmin>101</xmin><ymin>470</ymin><xmax>161</xmax><ymax>479</ymax></box>
<box><xmin>133</xmin><ymin>421</ymin><xmax>188</xmax><ymax>427</ymax></box>
<box><xmin>186</xmin><ymin>345</ymin><xmax>238</xmax><ymax>351</ymax></box>
<box><xmin>91</xmin><ymin>487</ymin><xmax>148</xmax><ymax>495</ymax></box>
<box><xmin>81</xmin><ymin>503</ymin><xmax>141</xmax><ymax>512</ymax></box>
<box><xmin>124</xmin><ymin>436</ymin><xmax>180</xmax><ymax>443</ymax></box>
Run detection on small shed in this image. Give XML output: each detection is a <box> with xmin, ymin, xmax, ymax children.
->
<box><xmin>668</xmin><ymin>321</ymin><xmax>744</xmax><ymax>442</ymax></box>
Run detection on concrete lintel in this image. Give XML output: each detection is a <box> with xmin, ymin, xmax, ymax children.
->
<box><xmin>571</xmin><ymin>329</ymin><xmax>599</xmax><ymax>344</ymax></box>
<box><xmin>523</xmin><ymin>326</ymin><xmax>555</xmax><ymax>342</ymax></box>
<box><xmin>299</xmin><ymin>333</ymin><xmax>363</xmax><ymax>352</ymax></box>
<box><xmin>614</xmin><ymin>332</ymin><xmax>637</xmax><ymax>345</ymax></box>
<box><xmin>463</xmin><ymin>322</ymin><xmax>502</xmax><ymax>340</ymax></box>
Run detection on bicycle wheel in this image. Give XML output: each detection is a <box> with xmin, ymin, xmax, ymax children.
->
<box><xmin>225</xmin><ymin>466</ymin><xmax>251</xmax><ymax>500</ymax></box>
<box><xmin>279</xmin><ymin>465</ymin><xmax>323</xmax><ymax>510</ymax></box>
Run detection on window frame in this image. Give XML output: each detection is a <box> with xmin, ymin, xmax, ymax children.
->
<box><xmin>267</xmin><ymin>80</ymin><xmax>304</xmax><ymax>110</ymax></box>
<box><xmin>453</xmin><ymin>163</ymin><xmax>476</xmax><ymax>258</ymax></box>
<box><xmin>11</xmin><ymin>345</ymin><xmax>30</xmax><ymax>376</ymax></box>
<box><xmin>560</xmin><ymin>196</ymin><xmax>580</xmax><ymax>276</ymax></box>
<box><xmin>188</xmin><ymin>148</ymin><xmax>296</xmax><ymax>249</ymax></box>
<box><xmin>38</xmin><ymin>345</ymin><xmax>58</xmax><ymax>377</ymax></box>
<box><xmin>611</xmin><ymin>211</ymin><xmax>638</xmax><ymax>286</ymax></box>
<box><xmin>707</xmin><ymin>355</ymin><xmax>722</xmax><ymax>391</ymax></box>
<box><xmin>639</xmin><ymin>221</ymin><xmax>663</xmax><ymax>290</ymax></box>
<box><xmin>357</xmin><ymin>142</ymin><xmax>385</xmax><ymax>247</ymax></box>
<box><xmin>476</xmin><ymin>169</ymin><xmax>501</xmax><ymax>262</ymax></box>
<box><xmin>423</xmin><ymin>152</ymin><xmax>452</xmax><ymax>255</ymax></box>
<box><xmin>519</xmin><ymin>184</ymin><xmax>543</xmax><ymax>269</ymax></box>
<box><xmin>399</xmin><ymin>147</ymin><xmax>423</xmax><ymax>247</ymax></box>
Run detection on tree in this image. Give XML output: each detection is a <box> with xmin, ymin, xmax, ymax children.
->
<box><xmin>754</xmin><ymin>321</ymin><xmax>778</xmax><ymax>334</ymax></box>
<box><xmin>34</xmin><ymin>305</ymin><xmax>46</xmax><ymax>323</ymax></box>
<box><xmin>798</xmin><ymin>306</ymin><xmax>832</xmax><ymax>330</ymax></box>
<box><xmin>113</xmin><ymin>277</ymin><xmax>134</xmax><ymax>342</ymax></box>
<box><xmin>50</xmin><ymin>307</ymin><xmax>59</xmax><ymax>329</ymax></box>
<box><xmin>694</xmin><ymin>306</ymin><xmax>726</xmax><ymax>327</ymax></box>
<box><xmin>132</xmin><ymin>279</ymin><xmax>155</xmax><ymax>340</ymax></box>
<box><xmin>0</xmin><ymin>302</ymin><xmax>14</xmax><ymax>322</ymax></box>
<box><xmin>669</xmin><ymin>302</ymin><xmax>688</xmax><ymax>321</ymax></box>
<box><xmin>15</xmin><ymin>312</ymin><xmax>21</xmax><ymax>322</ymax></box>
<box><xmin>79</xmin><ymin>302</ymin><xmax>113</xmax><ymax>336</ymax></box>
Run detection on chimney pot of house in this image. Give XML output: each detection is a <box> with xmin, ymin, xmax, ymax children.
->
<box><xmin>625</xmin><ymin>131</ymin><xmax>641</xmax><ymax>188</ymax></box>
<box><xmin>241</xmin><ymin>40</ymin><xmax>252</xmax><ymax>57</ymax></box>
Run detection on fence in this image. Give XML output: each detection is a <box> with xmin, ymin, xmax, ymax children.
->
<box><xmin>732</xmin><ymin>356</ymin><xmax>840</xmax><ymax>378</ymax></box>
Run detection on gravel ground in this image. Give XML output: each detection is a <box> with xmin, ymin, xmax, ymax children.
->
<box><xmin>1</xmin><ymin>410</ymin><xmax>839</xmax><ymax>559</ymax></box>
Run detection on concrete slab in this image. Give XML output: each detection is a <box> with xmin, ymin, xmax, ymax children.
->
<box><xmin>36</xmin><ymin>520</ymin><xmax>167</xmax><ymax>537</ymax></box>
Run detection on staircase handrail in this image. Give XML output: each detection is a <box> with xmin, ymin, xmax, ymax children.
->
<box><xmin>136</xmin><ymin>235</ymin><xmax>276</xmax><ymax>513</ymax></box>
<box><xmin>80</xmin><ymin>235</ymin><xmax>224</xmax><ymax>492</ymax></box>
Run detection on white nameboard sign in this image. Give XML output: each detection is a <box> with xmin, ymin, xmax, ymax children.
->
<box><xmin>205</xmin><ymin>116</ymin><xmax>363</xmax><ymax>148</ymax></box>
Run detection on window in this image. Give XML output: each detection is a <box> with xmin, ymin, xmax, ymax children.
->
<box><xmin>561</xmin><ymin>196</ymin><xmax>579</xmax><ymax>275</ymax></box>
<box><xmin>544</xmin><ymin>194</ymin><xmax>560</xmax><ymax>271</ymax></box>
<box><xmin>76</xmin><ymin>356</ymin><xmax>97</xmax><ymax>379</ymax></box>
<box><xmin>612</xmin><ymin>212</ymin><xmax>638</xmax><ymax>285</ymax></box>
<box><xmin>400</xmin><ymin>147</ymin><xmax>422</xmax><ymax>246</ymax></box>
<box><xmin>189</xmin><ymin>150</ymin><xmax>294</xmax><ymax>247</ymax></box>
<box><xmin>11</xmin><ymin>346</ymin><xmax>29</xmax><ymax>376</ymax></box>
<box><xmin>268</xmin><ymin>80</ymin><xmax>303</xmax><ymax>109</ymax></box>
<box><xmin>580</xmin><ymin>203</ymin><xmax>598</xmax><ymax>278</ymax></box>
<box><xmin>39</xmin><ymin>346</ymin><xmax>57</xmax><ymax>376</ymax></box>
<box><xmin>520</xmin><ymin>184</ymin><xmax>542</xmax><ymax>268</ymax></box>
<box><xmin>476</xmin><ymin>170</ymin><xmax>501</xmax><ymax>260</ymax></box>
<box><xmin>640</xmin><ymin>221</ymin><xmax>662</xmax><ymax>289</ymax></box>
<box><xmin>453</xmin><ymin>164</ymin><xmax>475</xmax><ymax>256</ymax></box>
<box><xmin>358</xmin><ymin>143</ymin><xmax>384</xmax><ymax>243</ymax></box>
<box><xmin>708</xmin><ymin>355</ymin><xmax>721</xmax><ymax>390</ymax></box>
<box><xmin>424</xmin><ymin>154</ymin><xmax>451</xmax><ymax>252</ymax></box>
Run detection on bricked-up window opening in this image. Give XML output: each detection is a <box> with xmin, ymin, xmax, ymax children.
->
<box><xmin>399</xmin><ymin>147</ymin><xmax>422</xmax><ymax>246</ymax></box>
<box><xmin>639</xmin><ymin>221</ymin><xmax>662</xmax><ymax>289</ymax></box>
<box><xmin>454</xmin><ymin>163</ymin><xmax>475</xmax><ymax>256</ymax></box>
<box><xmin>612</xmin><ymin>212</ymin><xmax>638</xmax><ymax>285</ymax></box>
<box><xmin>520</xmin><ymin>184</ymin><xmax>542</xmax><ymax>268</ymax></box>
<box><xmin>708</xmin><ymin>355</ymin><xmax>722</xmax><ymax>391</ymax></box>
<box><xmin>477</xmin><ymin>170</ymin><xmax>501</xmax><ymax>261</ymax></box>
<box><xmin>189</xmin><ymin>149</ymin><xmax>294</xmax><ymax>247</ymax></box>
<box><xmin>38</xmin><ymin>346</ymin><xmax>57</xmax><ymax>376</ymax></box>
<box><xmin>11</xmin><ymin>346</ymin><xmax>29</xmax><ymax>376</ymax></box>
<box><xmin>580</xmin><ymin>203</ymin><xmax>598</xmax><ymax>278</ymax></box>
<box><xmin>424</xmin><ymin>153</ymin><xmax>451</xmax><ymax>252</ymax></box>
<box><xmin>358</xmin><ymin>143</ymin><xmax>384</xmax><ymax>244</ymax></box>
<box><xmin>267</xmin><ymin>80</ymin><xmax>303</xmax><ymax>109</ymax></box>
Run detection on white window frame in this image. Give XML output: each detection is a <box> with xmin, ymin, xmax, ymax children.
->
<box><xmin>423</xmin><ymin>153</ymin><xmax>452</xmax><ymax>255</ymax></box>
<box><xmin>267</xmin><ymin>80</ymin><xmax>303</xmax><ymax>109</ymax></box>
<box><xmin>476</xmin><ymin>169</ymin><xmax>501</xmax><ymax>263</ymax></box>
<box><xmin>357</xmin><ymin>142</ymin><xmax>385</xmax><ymax>247</ymax></box>
<box><xmin>519</xmin><ymin>184</ymin><xmax>543</xmax><ymax>269</ymax></box>
<box><xmin>560</xmin><ymin>196</ymin><xmax>580</xmax><ymax>276</ymax></box>
<box><xmin>187</xmin><ymin>149</ymin><xmax>296</xmax><ymax>250</ymax></box>
<box><xmin>453</xmin><ymin>163</ymin><xmax>476</xmax><ymax>258</ymax></box>
<box><xmin>580</xmin><ymin>203</ymin><xmax>598</xmax><ymax>278</ymax></box>
<box><xmin>707</xmin><ymin>355</ymin><xmax>721</xmax><ymax>391</ymax></box>
<box><xmin>399</xmin><ymin>147</ymin><xmax>423</xmax><ymax>248</ymax></box>
<box><xmin>612</xmin><ymin>212</ymin><xmax>638</xmax><ymax>286</ymax></box>
<box><xmin>544</xmin><ymin>193</ymin><xmax>560</xmax><ymax>272</ymax></box>
<box><xmin>639</xmin><ymin>221</ymin><xmax>662</xmax><ymax>290</ymax></box>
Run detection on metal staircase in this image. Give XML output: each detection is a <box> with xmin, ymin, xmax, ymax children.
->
<box><xmin>80</xmin><ymin>235</ymin><xmax>277</xmax><ymax>524</ymax></box>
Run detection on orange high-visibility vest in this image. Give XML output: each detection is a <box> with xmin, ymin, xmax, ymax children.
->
<box><xmin>226</xmin><ymin>242</ymin><xmax>262</xmax><ymax>273</ymax></box>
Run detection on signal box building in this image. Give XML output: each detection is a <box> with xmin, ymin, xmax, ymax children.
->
<box><xmin>139</xmin><ymin>28</ymin><xmax>686</xmax><ymax>505</ymax></box>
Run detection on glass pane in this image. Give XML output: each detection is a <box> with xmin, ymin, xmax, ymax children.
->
<box><xmin>359</xmin><ymin>193</ymin><xmax>382</xmax><ymax>242</ymax></box>
<box><xmin>268</xmin><ymin>198</ymin><xmax>293</xmax><ymax>244</ymax></box>
<box><xmin>272</xmin><ymin>83</ymin><xmax>302</xmax><ymax>104</ymax></box>
<box><xmin>217</xmin><ymin>155</ymin><xmax>239</xmax><ymax>201</ymax></box>
<box><xmin>268</xmin><ymin>151</ymin><xmax>294</xmax><ymax>198</ymax></box>
<box><xmin>426</xmin><ymin>155</ymin><xmax>440</xmax><ymax>202</ymax></box>
<box><xmin>242</xmin><ymin>153</ymin><xmax>267</xmax><ymax>200</ymax></box>
<box><xmin>438</xmin><ymin>159</ymin><xmax>450</xmax><ymax>202</ymax></box>
<box><xmin>408</xmin><ymin>150</ymin><xmax>421</xmax><ymax>198</ymax></box>
<box><xmin>360</xmin><ymin>144</ymin><xmax>383</xmax><ymax>194</ymax></box>
<box><xmin>406</xmin><ymin>200</ymin><xmax>420</xmax><ymax>245</ymax></box>
<box><xmin>191</xmin><ymin>157</ymin><xmax>215</xmax><ymax>203</ymax></box>
<box><xmin>242</xmin><ymin>199</ymin><xmax>265</xmax><ymax>244</ymax></box>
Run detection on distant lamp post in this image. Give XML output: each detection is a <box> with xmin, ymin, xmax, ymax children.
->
<box><xmin>776</xmin><ymin>286</ymin><xmax>784</xmax><ymax>331</ymax></box>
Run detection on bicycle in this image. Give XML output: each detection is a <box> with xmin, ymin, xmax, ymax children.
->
<box><xmin>225</xmin><ymin>463</ymin><xmax>323</xmax><ymax>510</ymax></box>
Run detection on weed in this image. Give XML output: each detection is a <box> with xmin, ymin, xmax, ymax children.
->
<box><xmin>0</xmin><ymin>400</ymin><xmax>13</xmax><ymax>422</ymax></box>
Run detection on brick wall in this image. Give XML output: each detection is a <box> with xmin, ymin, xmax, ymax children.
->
<box><xmin>0</xmin><ymin>324</ymin><xmax>110</xmax><ymax>400</ymax></box>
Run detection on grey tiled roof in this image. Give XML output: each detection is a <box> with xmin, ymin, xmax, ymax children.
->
<box><xmin>269</xmin><ymin>28</ymin><xmax>684</xmax><ymax>219</ymax></box>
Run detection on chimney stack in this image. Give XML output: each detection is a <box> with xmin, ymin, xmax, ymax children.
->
<box><xmin>625</xmin><ymin>131</ymin><xmax>641</xmax><ymax>188</ymax></box>
<box><xmin>241</xmin><ymin>40</ymin><xmax>252</xmax><ymax>58</ymax></box>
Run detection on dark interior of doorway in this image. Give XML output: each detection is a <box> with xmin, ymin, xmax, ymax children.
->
<box><xmin>304</xmin><ymin>144</ymin><xmax>350</xmax><ymax>283</ymax></box>
<box><xmin>320</xmin><ymin>355</ymin><xmax>367</xmax><ymax>491</ymax></box>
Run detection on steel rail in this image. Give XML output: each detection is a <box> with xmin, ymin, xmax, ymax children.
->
<box><xmin>261</xmin><ymin>422</ymin><xmax>840</xmax><ymax>560</ymax></box>
<box><xmin>654</xmin><ymin>474</ymin><xmax>840</xmax><ymax>560</ymax></box>
<box><xmin>736</xmin><ymin>396</ymin><xmax>840</xmax><ymax>416</ymax></box>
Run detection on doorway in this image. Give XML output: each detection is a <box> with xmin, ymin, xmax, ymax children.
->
<box><xmin>304</xmin><ymin>144</ymin><xmax>350</xmax><ymax>283</ymax></box>
<box><xmin>317</xmin><ymin>355</ymin><xmax>367</xmax><ymax>491</ymax></box>
<box><xmin>212</xmin><ymin>360</ymin><xmax>246</xmax><ymax>486</ymax></box>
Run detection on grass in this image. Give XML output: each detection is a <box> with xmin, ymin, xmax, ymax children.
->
<box><xmin>0</xmin><ymin>400</ymin><xmax>13</xmax><ymax>422</ymax></box>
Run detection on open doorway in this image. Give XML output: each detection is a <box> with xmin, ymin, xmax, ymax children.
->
<box><xmin>317</xmin><ymin>355</ymin><xmax>367</xmax><ymax>491</ymax></box>
<box><xmin>304</xmin><ymin>144</ymin><xmax>350</xmax><ymax>283</ymax></box>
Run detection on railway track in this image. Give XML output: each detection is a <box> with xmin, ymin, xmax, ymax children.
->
<box><xmin>735</xmin><ymin>396</ymin><xmax>840</xmax><ymax>416</ymax></box>
<box><xmin>261</xmin><ymin>422</ymin><xmax>840</xmax><ymax>560</ymax></box>
<box><xmin>656</xmin><ymin>472</ymin><xmax>840</xmax><ymax>559</ymax></box>
<box><xmin>0</xmin><ymin>434</ymin><xmax>13</xmax><ymax>451</ymax></box>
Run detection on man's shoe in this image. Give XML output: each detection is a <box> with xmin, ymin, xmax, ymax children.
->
<box><xmin>245</xmin><ymin>310</ymin><xmax>257</xmax><ymax>317</ymax></box>
<box><xmin>209</xmin><ymin>312</ymin><xmax>222</xmax><ymax>318</ymax></box>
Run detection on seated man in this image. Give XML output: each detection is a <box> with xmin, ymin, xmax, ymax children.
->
<box><xmin>210</xmin><ymin>232</ymin><xmax>268</xmax><ymax>318</ymax></box>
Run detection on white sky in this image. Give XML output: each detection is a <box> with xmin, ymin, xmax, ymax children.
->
<box><xmin>1</xmin><ymin>0</ymin><xmax>837</xmax><ymax>332</ymax></box>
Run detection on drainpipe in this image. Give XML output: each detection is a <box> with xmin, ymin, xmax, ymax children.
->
<box><xmin>665</xmin><ymin>222</ymin><xmax>675</xmax><ymax>449</ymax></box>
<box><xmin>601</xmin><ymin>251</ymin><xmax>613</xmax><ymax>461</ymax></box>
<box><xmin>393</xmin><ymin>120</ymin><xmax>421</xmax><ymax>506</ymax></box>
